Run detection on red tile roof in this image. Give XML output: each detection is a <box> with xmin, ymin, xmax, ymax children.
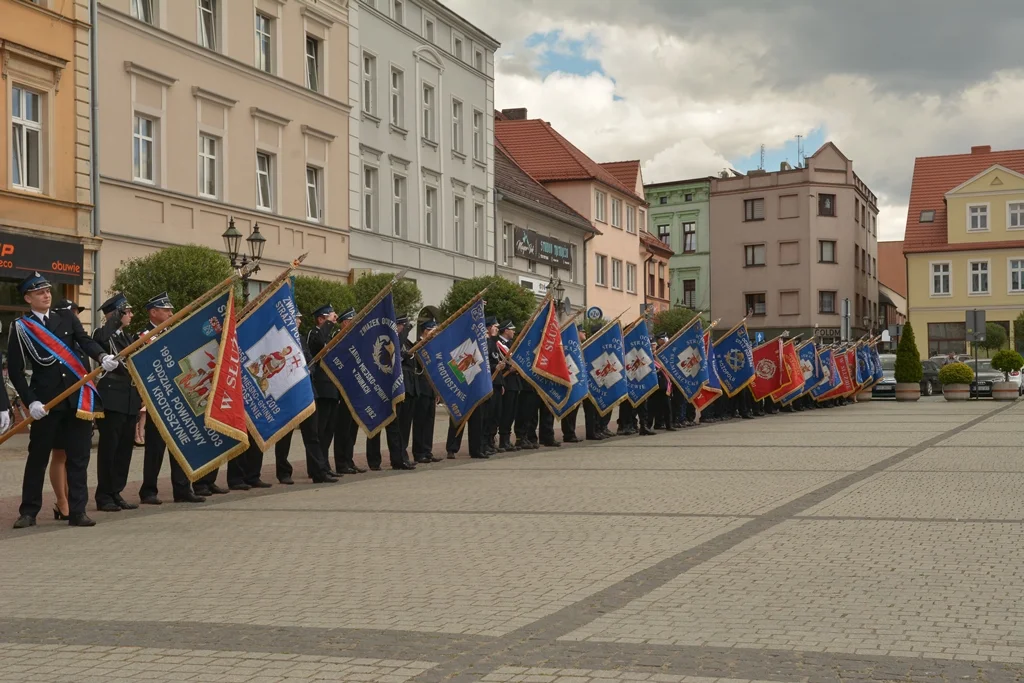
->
<box><xmin>494</xmin><ymin>119</ymin><xmax>646</xmax><ymax>202</ymax></box>
<box><xmin>494</xmin><ymin>142</ymin><xmax>596</xmax><ymax>234</ymax></box>
<box><xmin>640</xmin><ymin>230</ymin><xmax>673</xmax><ymax>256</ymax></box>
<box><xmin>599</xmin><ymin>160</ymin><xmax>641</xmax><ymax>194</ymax></box>
<box><xmin>904</xmin><ymin>147</ymin><xmax>1024</xmax><ymax>254</ymax></box>
<box><xmin>877</xmin><ymin>241</ymin><xmax>907</xmax><ymax>298</ymax></box>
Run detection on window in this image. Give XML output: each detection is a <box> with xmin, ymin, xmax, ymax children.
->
<box><xmin>424</xmin><ymin>16</ymin><xmax>435</xmax><ymax>42</ymax></box>
<box><xmin>393</xmin><ymin>0</ymin><xmax>404</xmax><ymax>24</ymax></box>
<box><xmin>256</xmin><ymin>151</ymin><xmax>273</xmax><ymax>210</ymax></box>
<box><xmin>392</xmin><ymin>174</ymin><xmax>406</xmax><ymax>236</ymax></box>
<box><xmin>360</xmin><ymin>52</ymin><xmax>375</xmax><ymax>112</ymax></box>
<box><xmin>306</xmin><ymin>165</ymin><xmax>322</xmax><ymax>221</ymax></box>
<box><xmin>198</xmin><ymin>134</ymin><xmax>218</xmax><ymax>198</ymax></box>
<box><xmin>303</xmin><ymin>36</ymin><xmax>324</xmax><ymax>93</ymax></box>
<box><xmin>424</xmin><ymin>185</ymin><xmax>437</xmax><ymax>245</ymax></box>
<box><xmin>682</xmin><ymin>222</ymin><xmax>696</xmax><ymax>253</ymax></box>
<box><xmin>648</xmin><ymin>261</ymin><xmax>655</xmax><ymax>295</ymax></box>
<box><xmin>453</xmin><ymin>195</ymin><xmax>464</xmax><ymax>252</ymax></box>
<box><xmin>611</xmin><ymin>198</ymin><xmax>622</xmax><ymax>228</ymax></box>
<box><xmin>818</xmin><ymin>239</ymin><xmax>836</xmax><ymax>263</ymax></box>
<box><xmin>658</xmin><ymin>264</ymin><xmax>665</xmax><ymax>299</ymax></box>
<box><xmin>1009</xmin><ymin>203</ymin><xmax>1024</xmax><ymax>229</ymax></box>
<box><xmin>256</xmin><ymin>13</ymin><xmax>273</xmax><ymax>73</ymax></box>
<box><xmin>861</xmin><ymin>205</ymin><xmax>866</xmax><ymax>225</ymax></box>
<box><xmin>872</xmin><ymin>256</ymin><xmax>877</xmax><ymax>278</ymax></box>
<box><xmin>451</xmin><ymin>99</ymin><xmax>464</xmax><ymax>153</ymax></box>
<box><xmin>855</xmin><ymin>245</ymin><xmax>861</xmax><ymax>270</ymax></box>
<box><xmin>685</xmin><ymin>193</ymin><xmax>693</xmax><ymax>202</ymax></box>
<box><xmin>659</xmin><ymin>197</ymin><xmax>667</xmax><ymax>205</ymax></box>
<box><xmin>968</xmin><ymin>204</ymin><xmax>988</xmax><ymax>231</ymax></box>
<box><xmin>656</xmin><ymin>224</ymin><xmax>670</xmax><ymax>245</ymax></box>
<box><xmin>390</xmin><ymin>67</ymin><xmax>404</xmax><ymax>127</ymax></box>
<box><xmin>744</xmin><ymin>198</ymin><xmax>765</xmax><ymax>221</ymax></box>
<box><xmin>422</xmin><ymin>84</ymin><xmax>435</xmax><ymax>141</ymax></box>
<box><xmin>569</xmin><ymin>244</ymin><xmax>577</xmax><ymax>282</ymax></box>
<box><xmin>452</xmin><ymin>35</ymin><xmax>464</xmax><ymax>60</ymax></box>
<box><xmin>474</xmin><ymin>49</ymin><xmax>484</xmax><ymax>71</ymax></box>
<box><xmin>198</xmin><ymin>0</ymin><xmax>217</xmax><ymax>50</ymax></box>
<box><xmin>855</xmin><ymin>198</ymin><xmax>860</xmax><ymax>221</ymax></box>
<box><xmin>472</xmin><ymin>110</ymin><xmax>484</xmax><ymax>161</ymax></box>
<box><xmin>595</xmin><ymin>254</ymin><xmax>607</xmax><ymax>286</ymax></box>
<box><xmin>744</xmin><ymin>244</ymin><xmax>766</xmax><ymax>267</ymax></box>
<box><xmin>1010</xmin><ymin>259</ymin><xmax>1024</xmax><ymax>293</ymax></box>
<box><xmin>132</xmin><ymin>114</ymin><xmax>155</xmax><ymax>184</ymax></box>
<box><xmin>745</xmin><ymin>293</ymin><xmax>766</xmax><ymax>316</ymax></box>
<box><xmin>818</xmin><ymin>193</ymin><xmax>836</xmax><ymax>216</ymax></box>
<box><xmin>626</xmin><ymin>205</ymin><xmax>636</xmax><ymax>233</ymax></box>
<box><xmin>928</xmin><ymin>322</ymin><xmax>967</xmax><ymax>356</ymax></box>
<box><xmin>472</xmin><ymin>203</ymin><xmax>483</xmax><ymax>257</ymax></box>
<box><xmin>611</xmin><ymin>258</ymin><xmax>623</xmax><ymax>290</ymax></box>
<box><xmin>131</xmin><ymin>0</ymin><xmax>155</xmax><ymax>24</ymax></box>
<box><xmin>626</xmin><ymin>262</ymin><xmax>637</xmax><ymax>294</ymax></box>
<box><xmin>11</xmin><ymin>86</ymin><xmax>42</xmax><ymax>191</ymax></box>
<box><xmin>595</xmin><ymin>190</ymin><xmax>607</xmax><ymax>222</ymax></box>
<box><xmin>969</xmin><ymin>260</ymin><xmax>990</xmax><ymax>295</ymax></box>
<box><xmin>819</xmin><ymin>291</ymin><xmax>836</xmax><ymax>314</ymax></box>
<box><xmin>363</xmin><ymin>165</ymin><xmax>378</xmax><ymax>231</ymax></box>
<box><xmin>930</xmin><ymin>262</ymin><xmax>951</xmax><ymax>296</ymax></box>
<box><xmin>682</xmin><ymin>280</ymin><xmax>696</xmax><ymax>309</ymax></box>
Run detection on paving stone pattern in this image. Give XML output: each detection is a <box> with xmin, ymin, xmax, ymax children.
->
<box><xmin>3</xmin><ymin>399</ymin><xmax>1024</xmax><ymax>682</ymax></box>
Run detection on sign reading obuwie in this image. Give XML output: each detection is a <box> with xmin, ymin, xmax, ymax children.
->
<box><xmin>0</xmin><ymin>230</ymin><xmax>85</xmax><ymax>284</ymax></box>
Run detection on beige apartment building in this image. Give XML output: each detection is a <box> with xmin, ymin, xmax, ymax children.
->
<box><xmin>710</xmin><ymin>143</ymin><xmax>879</xmax><ymax>344</ymax></box>
<box><xmin>96</xmin><ymin>0</ymin><xmax>352</xmax><ymax>296</ymax></box>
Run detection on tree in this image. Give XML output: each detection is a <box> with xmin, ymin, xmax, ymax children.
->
<box><xmin>582</xmin><ymin>317</ymin><xmax>609</xmax><ymax>336</ymax></box>
<box><xmin>1014</xmin><ymin>312</ymin><xmax>1024</xmax><ymax>353</ymax></box>
<box><xmin>991</xmin><ymin>349</ymin><xmax>1024</xmax><ymax>381</ymax></box>
<box><xmin>980</xmin><ymin>322</ymin><xmax>1008</xmax><ymax>355</ymax></box>
<box><xmin>293</xmin><ymin>275</ymin><xmax>355</xmax><ymax>335</ymax></box>
<box><xmin>894</xmin><ymin>320</ymin><xmax>923</xmax><ymax>384</ymax></box>
<box><xmin>110</xmin><ymin>244</ymin><xmax>233</xmax><ymax>333</ymax></box>
<box><xmin>651</xmin><ymin>307</ymin><xmax>698</xmax><ymax>337</ymax></box>
<box><xmin>351</xmin><ymin>273</ymin><xmax>423</xmax><ymax>319</ymax></box>
<box><xmin>440</xmin><ymin>276</ymin><xmax>537</xmax><ymax>329</ymax></box>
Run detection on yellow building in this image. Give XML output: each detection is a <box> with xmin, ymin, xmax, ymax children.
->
<box><xmin>904</xmin><ymin>145</ymin><xmax>1024</xmax><ymax>358</ymax></box>
<box><xmin>0</xmin><ymin>0</ymin><xmax>97</xmax><ymax>338</ymax></box>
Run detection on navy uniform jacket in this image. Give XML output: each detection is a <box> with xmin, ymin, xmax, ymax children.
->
<box><xmin>93</xmin><ymin>315</ymin><xmax>142</xmax><ymax>415</ymax></box>
<box><xmin>306</xmin><ymin>321</ymin><xmax>340</xmax><ymax>400</ymax></box>
<box><xmin>7</xmin><ymin>309</ymin><xmax>106</xmax><ymax>410</ymax></box>
<box><xmin>488</xmin><ymin>336</ymin><xmax>504</xmax><ymax>388</ymax></box>
<box><xmin>400</xmin><ymin>337</ymin><xmax>418</xmax><ymax>399</ymax></box>
<box><xmin>413</xmin><ymin>334</ymin><xmax>435</xmax><ymax>398</ymax></box>
<box><xmin>498</xmin><ymin>337</ymin><xmax>522</xmax><ymax>391</ymax></box>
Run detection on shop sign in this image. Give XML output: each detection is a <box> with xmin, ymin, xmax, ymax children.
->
<box><xmin>513</xmin><ymin>227</ymin><xmax>573</xmax><ymax>269</ymax></box>
<box><xmin>0</xmin><ymin>230</ymin><xmax>85</xmax><ymax>284</ymax></box>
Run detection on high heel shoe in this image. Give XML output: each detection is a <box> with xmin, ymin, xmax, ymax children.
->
<box><xmin>52</xmin><ymin>505</ymin><xmax>69</xmax><ymax>521</ymax></box>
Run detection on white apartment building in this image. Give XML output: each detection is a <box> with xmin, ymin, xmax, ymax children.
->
<box><xmin>349</xmin><ymin>0</ymin><xmax>499</xmax><ymax>314</ymax></box>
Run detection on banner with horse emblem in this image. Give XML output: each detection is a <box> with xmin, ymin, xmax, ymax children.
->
<box><xmin>128</xmin><ymin>290</ymin><xmax>248</xmax><ymax>481</ymax></box>
<box><xmin>712</xmin><ymin>321</ymin><xmax>755</xmax><ymax>397</ymax></box>
<box><xmin>508</xmin><ymin>298</ymin><xmax>571</xmax><ymax>410</ymax></box>
<box><xmin>582</xmin><ymin>320</ymin><xmax>628</xmax><ymax>416</ymax></box>
<box><xmin>551</xmin><ymin>320</ymin><xmax>589</xmax><ymax>419</ymax></box>
<box><xmin>236</xmin><ymin>281</ymin><xmax>316</xmax><ymax>450</ymax></box>
<box><xmin>656</xmin><ymin>316</ymin><xmax>708</xmax><ymax>401</ymax></box>
<box><xmin>623</xmin><ymin>319</ymin><xmax>659</xmax><ymax>407</ymax></box>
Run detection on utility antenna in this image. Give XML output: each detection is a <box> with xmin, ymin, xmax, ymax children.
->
<box><xmin>758</xmin><ymin>144</ymin><xmax>765</xmax><ymax>170</ymax></box>
<box><xmin>795</xmin><ymin>134</ymin><xmax>804</xmax><ymax>168</ymax></box>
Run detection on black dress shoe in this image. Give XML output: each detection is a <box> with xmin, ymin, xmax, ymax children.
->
<box><xmin>229</xmin><ymin>483</ymin><xmax>251</xmax><ymax>491</ymax></box>
<box><xmin>563</xmin><ymin>435</ymin><xmax>581</xmax><ymax>443</ymax></box>
<box><xmin>540</xmin><ymin>440</ymin><xmax>561</xmax><ymax>448</ymax></box>
<box><xmin>140</xmin><ymin>496</ymin><xmax>163</xmax><ymax>505</ymax></box>
<box><xmin>327</xmin><ymin>471</ymin><xmax>344</xmax><ymax>478</ymax></box>
<box><xmin>113</xmin><ymin>495</ymin><xmax>139</xmax><ymax>510</ymax></box>
<box><xmin>207</xmin><ymin>484</ymin><xmax>230</xmax><ymax>495</ymax></box>
<box><xmin>470</xmin><ymin>453</ymin><xmax>490</xmax><ymax>459</ymax></box>
<box><xmin>192</xmin><ymin>486</ymin><xmax>212</xmax><ymax>497</ymax></box>
<box><xmin>339</xmin><ymin>466</ymin><xmax>361</xmax><ymax>474</ymax></box>
<box><xmin>391</xmin><ymin>462</ymin><xmax>416</xmax><ymax>470</ymax></box>
<box><xmin>279</xmin><ymin>477</ymin><xmax>295</xmax><ymax>485</ymax></box>
<box><xmin>69</xmin><ymin>513</ymin><xmax>96</xmax><ymax>527</ymax></box>
<box><xmin>429</xmin><ymin>456</ymin><xmax>443</xmax><ymax>462</ymax></box>
<box><xmin>174</xmin><ymin>492</ymin><xmax>207</xmax><ymax>503</ymax></box>
<box><xmin>97</xmin><ymin>502</ymin><xmax>121</xmax><ymax>513</ymax></box>
<box><xmin>369</xmin><ymin>466</ymin><xmax>383</xmax><ymax>471</ymax></box>
<box><xmin>414</xmin><ymin>458</ymin><xmax>431</xmax><ymax>464</ymax></box>
<box><xmin>353</xmin><ymin>466</ymin><xmax>368</xmax><ymax>473</ymax></box>
<box><xmin>13</xmin><ymin>515</ymin><xmax>36</xmax><ymax>529</ymax></box>
<box><xmin>311</xmin><ymin>475</ymin><xmax>339</xmax><ymax>483</ymax></box>
<box><xmin>586</xmin><ymin>433</ymin><xmax>604</xmax><ymax>441</ymax></box>
<box><xmin>446</xmin><ymin>452</ymin><xmax>457</xmax><ymax>459</ymax></box>
<box><xmin>248</xmin><ymin>480</ymin><xmax>272</xmax><ymax>488</ymax></box>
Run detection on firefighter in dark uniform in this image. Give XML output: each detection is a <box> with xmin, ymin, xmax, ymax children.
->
<box><xmin>305</xmin><ymin>304</ymin><xmax>344</xmax><ymax>479</ymax></box>
<box><xmin>328</xmin><ymin>308</ymin><xmax>364</xmax><ymax>476</ymax></box>
<box><xmin>412</xmin><ymin>320</ymin><xmax>440</xmax><ymax>463</ymax></box>
<box><xmin>483</xmin><ymin>316</ymin><xmax>502</xmax><ymax>451</ymax></box>
<box><xmin>368</xmin><ymin>316</ymin><xmax>415</xmax><ymax>470</ymax></box>
<box><xmin>496</xmin><ymin>321</ymin><xmax>520</xmax><ymax>452</ymax></box>
<box><xmin>650</xmin><ymin>333</ymin><xmax>676</xmax><ymax>432</ymax></box>
<box><xmin>9</xmin><ymin>272</ymin><xmax>119</xmax><ymax>528</ymax></box>
<box><xmin>93</xmin><ymin>293</ymin><xmax>144</xmax><ymax>512</ymax></box>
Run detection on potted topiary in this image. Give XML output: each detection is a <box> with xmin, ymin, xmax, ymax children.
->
<box><xmin>938</xmin><ymin>362</ymin><xmax>974</xmax><ymax>401</ymax></box>
<box><xmin>990</xmin><ymin>349</ymin><xmax>1024</xmax><ymax>401</ymax></box>
<box><xmin>894</xmin><ymin>321</ymin><xmax>923</xmax><ymax>401</ymax></box>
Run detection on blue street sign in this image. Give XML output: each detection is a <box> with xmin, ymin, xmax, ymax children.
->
<box><xmin>586</xmin><ymin>306</ymin><xmax>603</xmax><ymax>320</ymax></box>
<box><xmin>754</xmin><ymin>331</ymin><xmax>765</xmax><ymax>344</ymax></box>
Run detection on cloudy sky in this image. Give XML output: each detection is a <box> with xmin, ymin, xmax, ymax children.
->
<box><xmin>442</xmin><ymin>0</ymin><xmax>1024</xmax><ymax>242</ymax></box>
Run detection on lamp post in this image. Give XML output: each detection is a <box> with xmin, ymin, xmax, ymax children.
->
<box><xmin>222</xmin><ymin>217</ymin><xmax>267</xmax><ymax>305</ymax></box>
<box><xmin>547</xmin><ymin>274</ymin><xmax>565</xmax><ymax>315</ymax></box>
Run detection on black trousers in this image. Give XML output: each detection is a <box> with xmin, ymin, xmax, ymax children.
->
<box><xmin>561</xmin><ymin>406</ymin><xmax>578</xmax><ymax>439</ymax></box>
<box><xmin>499</xmin><ymin>388</ymin><xmax>519</xmax><ymax>441</ymax></box>
<box><xmin>316</xmin><ymin>398</ymin><xmax>339</xmax><ymax>458</ymax></box>
<box><xmin>617</xmin><ymin>403</ymin><xmax>635</xmax><ymax>432</ymax></box>
<box><xmin>649</xmin><ymin>390</ymin><xmax>672</xmax><ymax>428</ymax></box>
<box><xmin>139</xmin><ymin>414</ymin><xmax>192</xmax><ymax>501</ymax></box>
<box><xmin>538</xmin><ymin>402</ymin><xmax>556</xmax><ymax>443</ymax></box>
<box><xmin>397</xmin><ymin>394</ymin><xmax>414</xmax><ymax>457</ymax></box>
<box><xmin>412</xmin><ymin>394</ymin><xmax>436</xmax><ymax>459</ymax></box>
<box><xmin>21</xmin><ymin>407</ymin><xmax>92</xmax><ymax>518</ymax></box>
<box><xmin>95</xmin><ymin>410</ymin><xmax>138</xmax><ymax>507</ymax></box>
<box><xmin>332</xmin><ymin>404</ymin><xmax>358</xmax><ymax>472</ymax></box>
<box><xmin>515</xmin><ymin>390</ymin><xmax>538</xmax><ymax>442</ymax></box>
<box><xmin>583</xmin><ymin>399</ymin><xmax>598</xmax><ymax>438</ymax></box>
<box><xmin>483</xmin><ymin>391</ymin><xmax>501</xmax><ymax>442</ymax></box>
<box><xmin>228</xmin><ymin>442</ymin><xmax>266</xmax><ymax>486</ymax></box>
<box><xmin>367</xmin><ymin>418</ymin><xmax>405</xmax><ymax>468</ymax></box>
<box><xmin>445</xmin><ymin>410</ymin><xmax>484</xmax><ymax>457</ymax></box>
<box><xmin>276</xmin><ymin>411</ymin><xmax>330</xmax><ymax>480</ymax></box>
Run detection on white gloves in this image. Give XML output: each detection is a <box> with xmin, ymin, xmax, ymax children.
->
<box><xmin>29</xmin><ymin>402</ymin><xmax>48</xmax><ymax>420</ymax></box>
<box><xmin>0</xmin><ymin>411</ymin><xmax>10</xmax><ymax>434</ymax></box>
<box><xmin>101</xmin><ymin>354</ymin><xmax>119</xmax><ymax>372</ymax></box>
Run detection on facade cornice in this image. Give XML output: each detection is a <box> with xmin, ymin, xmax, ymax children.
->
<box><xmin>250</xmin><ymin>107</ymin><xmax>291</xmax><ymax>126</ymax></box>
<box><xmin>420</xmin><ymin>0</ymin><xmax>500</xmax><ymax>50</ymax></box>
<box><xmin>302</xmin><ymin>124</ymin><xmax>337</xmax><ymax>142</ymax></box>
<box><xmin>192</xmin><ymin>86</ymin><xmax>237</xmax><ymax>108</ymax></box>
<box><xmin>300</xmin><ymin>4</ymin><xmax>336</xmax><ymax>28</ymax></box>
<box><xmin>123</xmin><ymin>61</ymin><xmax>177</xmax><ymax>87</ymax></box>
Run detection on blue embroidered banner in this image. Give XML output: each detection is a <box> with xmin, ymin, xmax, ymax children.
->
<box><xmin>811</xmin><ymin>348</ymin><xmax>840</xmax><ymax>399</ymax></box>
<box><xmin>551</xmin><ymin>321</ymin><xmax>589</xmax><ymax>420</ymax></box>
<box><xmin>856</xmin><ymin>343</ymin><xmax>872</xmax><ymax>386</ymax></box>
<box><xmin>582</xmin><ymin>320</ymin><xmax>628</xmax><ymax>416</ymax></box>
<box><xmin>656</xmin><ymin>317</ymin><xmax>707</xmax><ymax>401</ymax></box>
<box><xmin>871</xmin><ymin>345</ymin><xmax>884</xmax><ymax>383</ymax></box>
<box><xmin>712</xmin><ymin>321</ymin><xmax>755</xmax><ymax>397</ymax></box>
<box><xmin>508</xmin><ymin>299</ymin><xmax>571</xmax><ymax>410</ymax></box>
<box><xmin>623</xmin><ymin>319</ymin><xmax>659</xmax><ymax>407</ymax></box>
<box><xmin>778</xmin><ymin>340</ymin><xmax>820</xmax><ymax>405</ymax></box>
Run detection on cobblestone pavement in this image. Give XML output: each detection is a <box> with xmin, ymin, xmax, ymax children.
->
<box><xmin>3</xmin><ymin>398</ymin><xmax>1024</xmax><ymax>682</ymax></box>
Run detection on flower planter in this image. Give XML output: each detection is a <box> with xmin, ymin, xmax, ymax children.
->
<box><xmin>895</xmin><ymin>383</ymin><xmax>921</xmax><ymax>402</ymax></box>
<box><xmin>992</xmin><ymin>381</ymin><xmax>1019</xmax><ymax>401</ymax></box>
<box><xmin>943</xmin><ymin>384</ymin><xmax>970</xmax><ymax>401</ymax></box>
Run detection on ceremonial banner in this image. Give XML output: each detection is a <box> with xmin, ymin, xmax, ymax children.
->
<box><xmin>205</xmin><ymin>292</ymin><xmax>247</xmax><ymax>442</ymax></box>
<box><xmin>846</xmin><ymin>347</ymin><xmax>860</xmax><ymax>394</ymax></box>
<box><xmin>872</xmin><ymin>345</ymin><xmax>885</xmax><ymax>384</ymax></box>
<box><xmin>551</xmin><ymin>321</ymin><xmax>589</xmax><ymax>419</ymax></box>
<box><xmin>770</xmin><ymin>340</ymin><xmax>804</xmax><ymax>402</ymax></box>
<box><xmin>508</xmin><ymin>299</ymin><xmax>571</xmax><ymax>409</ymax></box>
<box><xmin>821</xmin><ymin>348</ymin><xmax>855</xmax><ymax>400</ymax></box>
<box><xmin>811</xmin><ymin>348</ymin><xmax>840</xmax><ymax>400</ymax></box>
<box><xmin>237</xmin><ymin>281</ymin><xmax>316</xmax><ymax>449</ymax></box>
<box><xmin>779</xmin><ymin>340</ymin><xmax>823</xmax><ymax>405</ymax></box>
<box><xmin>657</xmin><ymin>317</ymin><xmax>708</xmax><ymax>401</ymax></box>
<box><xmin>623</xmin><ymin>319</ymin><xmax>659</xmax><ymax>407</ymax></box>
<box><xmin>692</xmin><ymin>329</ymin><xmax>723</xmax><ymax>414</ymax></box>
<box><xmin>320</xmin><ymin>291</ymin><xmax>404</xmax><ymax>438</ymax></box>
<box><xmin>533</xmin><ymin>299</ymin><xmax>572</xmax><ymax>387</ymax></box>
<box><xmin>856</xmin><ymin>343</ymin><xmax>872</xmax><ymax>386</ymax></box>
<box><xmin>712</xmin><ymin>321</ymin><xmax>755</xmax><ymax>397</ymax></box>
<box><xmin>415</xmin><ymin>297</ymin><xmax>492</xmax><ymax>430</ymax></box>
<box><xmin>751</xmin><ymin>337</ymin><xmax>785</xmax><ymax>401</ymax></box>
<box><xmin>128</xmin><ymin>290</ymin><xmax>248</xmax><ymax>481</ymax></box>
<box><xmin>582</xmin><ymin>320</ymin><xmax>628</xmax><ymax>416</ymax></box>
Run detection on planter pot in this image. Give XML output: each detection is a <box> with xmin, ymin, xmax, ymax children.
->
<box><xmin>895</xmin><ymin>383</ymin><xmax>921</xmax><ymax>402</ymax></box>
<box><xmin>992</xmin><ymin>381</ymin><xmax>1019</xmax><ymax>401</ymax></box>
<box><xmin>943</xmin><ymin>384</ymin><xmax>970</xmax><ymax>401</ymax></box>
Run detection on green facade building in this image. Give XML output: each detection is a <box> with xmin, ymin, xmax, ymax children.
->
<box><xmin>644</xmin><ymin>178</ymin><xmax>712</xmax><ymax>313</ymax></box>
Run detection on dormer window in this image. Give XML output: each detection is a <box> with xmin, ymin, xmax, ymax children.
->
<box><xmin>919</xmin><ymin>210</ymin><xmax>935</xmax><ymax>223</ymax></box>
<box><xmin>968</xmin><ymin>204</ymin><xmax>989</xmax><ymax>231</ymax></box>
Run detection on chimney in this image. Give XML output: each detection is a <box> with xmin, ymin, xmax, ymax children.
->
<box><xmin>501</xmin><ymin>108</ymin><xmax>528</xmax><ymax>120</ymax></box>
<box><xmin>971</xmin><ymin>145</ymin><xmax>992</xmax><ymax>155</ymax></box>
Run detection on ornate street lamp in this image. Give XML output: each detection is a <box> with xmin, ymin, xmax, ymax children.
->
<box><xmin>222</xmin><ymin>216</ymin><xmax>265</xmax><ymax>305</ymax></box>
<box><xmin>548</xmin><ymin>275</ymin><xmax>565</xmax><ymax>314</ymax></box>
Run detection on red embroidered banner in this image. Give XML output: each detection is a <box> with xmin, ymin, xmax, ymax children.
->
<box><xmin>205</xmin><ymin>291</ymin><xmax>248</xmax><ymax>442</ymax></box>
<box><xmin>751</xmin><ymin>337</ymin><xmax>784</xmax><ymax>401</ymax></box>
<box><xmin>532</xmin><ymin>299</ymin><xmax>572</xmax><ymax>387</ymax></box>
<box><xmin>770</xmin><ymin>340</ymin><xmax>803</xmax><ymax>402</ymax></box>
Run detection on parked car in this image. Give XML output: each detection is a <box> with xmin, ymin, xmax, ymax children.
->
<box><xmin>965</xmin><ymin>359</ymin><xmax>1005</xmax><ymax>397</ymax></box>
<box><xmin>929</xmin><ymin>354</ymin><xmax>971</xmax><ymax>366</ymax></box>
<box><xmin>872</xmin><ymin>355</ymin><xmax>943</xmax><ymax>398</ymax></box>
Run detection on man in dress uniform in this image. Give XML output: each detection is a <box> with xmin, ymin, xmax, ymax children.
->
<box><xmin>9</xmin><ymin>273</ymin><xmax>120</xmax><ymax>528</ymax></box>
<box><xmin>412</xmin><ymin>320</ymin><xmax>440</xmax><ymax>463</ymax></box>
<box><xmin>483</xmin><ymin>317</ymin><xmax>503</xmax><ymax>452</ymax></box>
<box><xmin>93</xmin><ymin>293</ymin><xmax>143</xmax><ymax>512</ymax></box>
<box><xmin>367</xmin><ymin>316</ymin><xmax>415</xmax><ymax>470</ymax></box>
<box><xmin>496</xmin><ymin>321</ymin><xmax>520</xmax><ymax>453</ymax></box>
<box><xmin>137</xmin><ymin>292</ymin><xmax>206</xmax><ymax>505</ymax></box>
<box><xmin>305</xmin><ymin>304</ymin><xmax>345</xmax><ymax>480</ymax></box>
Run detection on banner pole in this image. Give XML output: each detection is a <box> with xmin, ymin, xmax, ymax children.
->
<box><xmin>238</xmin><ymin>253</ymin><xmax>308</xmax><ymax>319</ymax></box>
<box><xmin>410</xmin><ymin>285</ymin><xmax>491</xmax><ymax>355</ymax></box>
<box><xmin>310</xmin><ymin>269</ymin><xmax>408</xmax><ymax>365</ymax></box>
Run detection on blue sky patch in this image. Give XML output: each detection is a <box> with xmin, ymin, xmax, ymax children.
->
<box><xmin>526</xmin><ymin>30</ymin><xmax>605</xmax><ymax>78</ymax></box>
<box><xmin>729</xmin><ymin>128</ymin><xmax>827</xmax><ymax>173</ymax></box>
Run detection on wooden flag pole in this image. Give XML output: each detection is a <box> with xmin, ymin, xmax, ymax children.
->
<box><xmin>239</xmin><ymin>253</ymin><xmax>308</xmax><ymax>319</ymax></box>
<box><xmin>582</xmin><ymin>306</ymin><xmax>631</xmax><ymax>349</ymax></box>
<box><xmin>0</xmin><ymin>261</ymin><xmax>259</xmax><ymax>445</ymax></box>
<box><xmin>311</xmin><ymin>269</ymin><xmax>408</xmax><ymax>365</ymax></box>
<box><xmin>410</xmin><ymin>285</ymin><xmax>491</xmax><ymax>355</ymax></box>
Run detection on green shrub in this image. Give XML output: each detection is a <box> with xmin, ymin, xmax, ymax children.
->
<box><xmin>990</xmin><ymin>349</ymin><xmax>1024</xmax><ymax>380</ymax></box>
<box><xmin>440</xmin><ymin>275</ymin><xmax>537</xmax><ymax>329</ymax></box>
<box><xmin>293</xmin><ymin>275</ymin><xmax>355</xmax><ymax>336</ymax></box>
<box><xmin>351</xmin><ymin>273</ymin><xmax>423</xmax><ymax>320</ymax></box>
<box><xmin>938</xmin><ymin>361</ymin><xmax>974</xmax><ymax>385</ymax></box>
<box><xmin>980</xmin><ymin>322</ymin><xmax>1008</xmax><ymax>354</ymax></box>
<box><xmin>651</xmin><ymin>307</ymin><xmax>698</xmax><ymax>337</ymax></box>
<box><xmin>894</xmin><ymin>320</ymin><xmax>923</xmax><ymax>383</ymax></box>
